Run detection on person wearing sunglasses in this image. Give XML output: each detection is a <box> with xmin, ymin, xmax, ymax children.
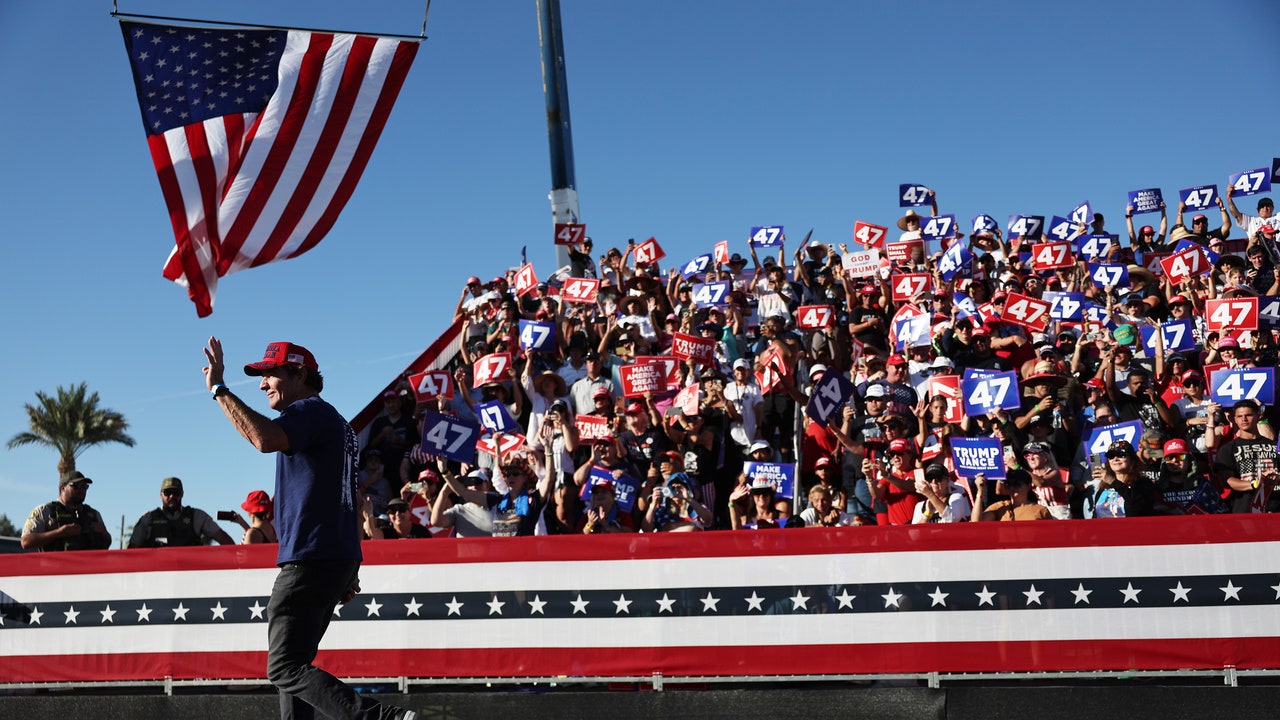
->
<box><xmin>128</xmin><ymin>476</ymin><xmax>234</xmax><ymax>548</ymax></box>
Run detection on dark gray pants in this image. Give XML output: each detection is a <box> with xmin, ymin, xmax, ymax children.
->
<box><xmin>267</xmin><ymin>560</ymin><xmax>401</xmax><ymax>720</ymax></box>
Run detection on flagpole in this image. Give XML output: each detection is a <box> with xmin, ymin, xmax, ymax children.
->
<box><xmin>537</xmin><ymin>0</ymin><xmax>578</xmax><ymax>271</ymax></box>
<box><xmin>110</xmin><ymin>11</ymin><xmax>428</xmax><ymax>42</ymax></box>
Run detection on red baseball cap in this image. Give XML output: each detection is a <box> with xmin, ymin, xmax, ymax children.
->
<box><xmin>624</xmin><ymin>401</ymin><xmax>645</xmax><ymax>415</ymax></box>
<box><xmin>417</xmin><ymin>468</ymin><xmax>440</xmax><ymax>483</ymax></box>
<box><xmin>1181</xmin><ymin>370</ymin><xmax>1203</xmax><ymax>383</ymax></box>
<box><xmin>1168</xmin><ymin>295</ymin><xmax>1190</xmax><ymax>305</ymax></box>
<box><xmin>888</xmin><ymin>438</ymin><xmax>915</xmax><ymax>455</ymax></box>
<box><xmin>1162</xmin><ymin>438</ymin><xmax>1189</xmax><ymax>456</ymax></box>
<box><xmin>244</xmin><ymin>342</ymin><xmax>318</xmax><ymax>376</ymax></box>
<box><xmin>887</xmin><ymin>355</ymin><xmax>908</xmax><ymax>366</ymax></box>
<box><xmin>1084</xmin><ymin>377</ymin><xmax>1106</xmax><ymax>390</ymax></box>
<box><xmin>815</xmin><ymin>457</ymin><xmax>833</xmax><ymax>468</ymax></box>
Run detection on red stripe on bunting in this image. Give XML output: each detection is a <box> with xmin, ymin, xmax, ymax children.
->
<box><xmin>3</xmin><ymin>636</ymin><xmax>1278</xmax><ymax>683</ymax></box>
<box><xmin>5</xmin><ymin>515</ymin><xmax>1280</xmax><ymax>578</ymax></box>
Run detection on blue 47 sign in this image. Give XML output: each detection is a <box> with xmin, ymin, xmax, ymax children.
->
<box><xmin>419</xmin><ymin>411</ymin><xmax>481</xmax><ymax>463</ymax></box>
<box><xmin>1007</xmin><ymin>214</ymin><xmax>1045</xmax><ymax>241</ymax></box>
<box><xmin>692</xmin><ymin>281</ymin><xmax>731</xmax><ymax>308</ymax></box>
<box><xmin>961</xmin><ymin>370</ymin><xmax>1021</xmax><ymax>416</ymax></box>
<box><xmin>1045</xmin><ymin>291</ymin><xmax>1085</xmax><ymax>321</ymax></box>
<box><xmin>899</xmin><ymin>184</ymin><xmax>931</xmax><ymax>207</ymax></box>
<box><xmin>1210</xmin><ymin>368</ymin><xmax>1276</xmax><ymax>405</ymax></box>
<box><xmin>1180</xmin><ymin>185</ymin><xmax>1218</xmax><ymax>211</ymax></box>
<box><xmin>749</xmin><ymin>226</ymin><xmax>784</xmax><ymax>247</ymax></box>
<box><xmin>681</xmin><ymin>253</ymin><xmax>713</xmax><ymax>279</ymax></box>
<box><xmin>1078</xmin><ymin>233</ymin><xmax>1116</xmax><ymax>261</ymax></box>
<box><xmin>805</xmin><ymin>370</ymin><xmax>855</xmax><ymax>427</ymax></box>
<box><xmin>1229</xmin><ymin>168</ymin><xmax>1271</xmax><ymax>198</ymax></box>
<box><xmin>1085</xmin><ymin>420</ymin><xmax>1144</xmax><ymax>457</ymax></box>
<box><xmin>937</xmin><ymin>239</ymin><xmax>972</xmax><ymax>281</ymax></box>
<box><xmin>474</xmin><ymin>400</ymin><xmax>519</xmax><ymax>434</ymax></box>
<box><xmin>1138</xmin><ymin>319</ymin><xmax>1197</xmax><ymax>354</ymax></box>
<box><xmin>518</xmin><ymin>319</ymin><xmax>556</xmax><ymax>352</ymax></box>
<box><xmin>920</xmin><ymin>214</ymin><xmax>957</xmax><ymax>241</ymax></box>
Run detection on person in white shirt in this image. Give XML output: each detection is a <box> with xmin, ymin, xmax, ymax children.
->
<box><xmin>912</xmin><ymin>463</ymin><xmax>972</xmax><ymax>523</ymax></box>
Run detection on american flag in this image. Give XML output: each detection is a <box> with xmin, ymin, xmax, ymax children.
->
<box><xmin>119</xmin><ymin>21</ymin><xmax>419</xmax><ymax>317</ymax></box>
<box><xmin>2</xmin><ymin>516</ymin><xmax>1279</xmax><ymax>682</ymax></box>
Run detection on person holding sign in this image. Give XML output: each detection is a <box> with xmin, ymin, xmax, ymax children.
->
<box><xmin>911</xmin><ymin>463</ymin><xmax>971</xmax><ymax>524</ymax></box>
<box><xmin>1212</xmin><ymin>400</ymin><xmax>1279</xmax><ymax>513</ymax></box>
<box><xmin>1175</xmin><ymin>196</ymin><xmax>1230</xmax><ymax>248</ymax></box>
<box><xmin>972</xmin><ymin>469</ymin><xmax>1052</xmax><ymax>522</ymax></box>
<box><xmin>1226</xmin><ymin>194</ymin><xmax>1279</xmax><ymax>240</ymax></box>
<box><xmin>1125</xmin><ymin>200</ymin><xmax>1168</xmax><ymax>253</ymax></box>
<box><xmin>1091</xmin><ymin>440</ymin><xmax>1156</xmax><ymax>518</ymax></box>
<box><xmin>872</xmin><ymin>438</ymin><xmax>925</xmax><ymax>526</ymax></box>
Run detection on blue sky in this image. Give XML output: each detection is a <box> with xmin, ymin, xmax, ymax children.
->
<box><xmin>1</xmin><ymin>0</ymin><xmax>1277</xmax><ymax>536</ymax></box>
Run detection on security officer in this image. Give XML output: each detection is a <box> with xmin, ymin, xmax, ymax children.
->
<box><xmin>127</xmin><ymin>477</ymin><xmax>234</xmax><ymax>548</ymax></box>
<box><xmin>20</xmin><ymin>471</ymin><xmax>112</xmax><ymax>551</ymax></box>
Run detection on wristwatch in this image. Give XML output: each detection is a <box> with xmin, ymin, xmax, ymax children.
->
<box><xmin>211</xmin><ymin>384</ymin><xmax>229</xmax><ymax>400</ymax></box>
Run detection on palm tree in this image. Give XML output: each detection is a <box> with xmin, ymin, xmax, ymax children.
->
<box><xmin>7</xmin><ymin>382</ymin><xmax>136</xmax><ymax>482</ymax></box>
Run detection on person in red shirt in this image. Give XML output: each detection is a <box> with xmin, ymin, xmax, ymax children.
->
<box><xmin>875</xmin><ymin>438</ymin><xmax>925</xmax><ymax>525</ymax></box>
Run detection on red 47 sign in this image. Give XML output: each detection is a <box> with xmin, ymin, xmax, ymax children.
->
<box><xmin>1001</xmin><ymin>292</ymin><xmax>1051</xmax><ymax>332</ymax></box>
<box><xmin>476</xmin><ymin>433</ymin><xmax>525</xmax><ymax>460</ymax></box>
<box><xmin>1160</xmin><ymin>247</ymin><xmax>1209</xmax><ymax>285</ymax></box>
<box><xmin>634</xmin><ymin>237</ymin><xmax>665</xmax><ymax>265</ymax></box>
<box><xmin>795</xmin><ymin>305</ymin><xmax>834</xmax><ymax>330</ymax></box>
<box><xmin>554</xmin><ymin>223</ymin><xmax>586</xmax><ymax>246</ymax></box>
<box><xmin>513</xmin><ymin>263</ymin><xmax>538</xmax><ymax>297</ymax></box>
<box><xmin>853</xmin><ymin>221</ymin><xmax>887</xmax><ymax>248</ymax></box>
<box><xmin>890</xmin><ymin>273</ymin><xmax>932</xmax><ymax>303</ymax></box>
<box><xmin>407</xmin><ymin>370</ymin><xmax>454</xmax><ymax>403</ymax></box>
<box><xmin>1206</xmin><ymin>298</ymin><xmax>1259</xmax><ymax>332</ymax></box>
<box><xmin>472</xmin><ymin>352</ymin><xmax>512</xmax><ymax>386</ymax></box>
<box><xmin>928</xmin><ymin>375</ymin><xmax>965</xmax><ymax>424</ymax></box>
<box><xmin>1031</xmin><ymin>241</ymin><xmax>1075</xmax><ymax>270</ymax></box>
<box><xmin>560</xmin><ymin>277</ymin><xmax>599</xmax><ymax>304</ymax></box>
<box><xmin>714</xmin><ymin>240</ymin><xmax>730</xmax><ymax>265</ymax></box>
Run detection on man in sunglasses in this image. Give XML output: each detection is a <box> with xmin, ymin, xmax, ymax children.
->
<box><xmin>128</xmin><ymin>476</ymin><xmax>234</xmax><ymax>548</ymax></box>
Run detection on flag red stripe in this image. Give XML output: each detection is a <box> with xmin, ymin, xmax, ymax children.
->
<box><xmin>252</xmin><ymin>35</ymin><xmax>377</xmax><ymax>267</ymax></box>
<box><xmin>291</xmin><ymin>39</ymin><xmax>419</xmax><ymax>259</ymax></box>
<box><xmin>149</xmin><ymin>135</ymin><xmax>214</xmax><ymax>316</ymax></box>
<box><xmin>4</xmin><ymin>636</ymin><xmax>1278</xmax><ymax>683</ymax></box>
<box><xmin>6</xmin><ymin>514</ymin><xmax>1279</xmax><ymax>578</ymax></box>
<box><xmin>216</xmin><ymin>32</ymin><xmax>334</xmax><ymax>275</ymax></box>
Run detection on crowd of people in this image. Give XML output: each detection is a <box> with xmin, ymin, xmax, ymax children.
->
<box><xmin>19</xmin><ymin>186</ymin><xmax>1280</xmax><ymax>550</ymax></box>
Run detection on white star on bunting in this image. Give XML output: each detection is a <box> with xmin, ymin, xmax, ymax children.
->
<box><xmin>1071</xmin><ymin>583</ymin><xmax>1092</xmax><ymax>604</ymax></box>
<box><xmin>445</xmin><ymin>597</ymin><xmax>464</xmax><ymax>616</ymax></box>
<box><xmin>700</xmin><ymin>593</ymin><xmax>720</xmax><ymax>613</ymax></box>
<box><xmin>135</xmin><ymin>604</ymin><xmax>151</xmax><ymax>622</ymax></box>
<box><xmin>99</xmin><ymin>605</ymin><xmax>116</xmax><ymax>624</ymax></box>
<box><xmin>656</xmin><ymin>594</ymin><xmax>676</xmax><ymax>613</ymax></box>
<box><xmin>364</xmin><ymin>598</ymin><xmax>382</xmax><ymax>617</ymax></box>
<box><xmin>487</xmin><ymin>597</ymin><xmax>506</xmax><ymax>615</ymax></box>
<box><xmin>1170</xmin><ymin>582</ymin><xmax>1191</xmax><ymax>603</ymax></box>
<box><xmin>745</xmin><ymin>592</ymin><xmax>765</xmax><ymax>612</ymax></box>
<box><xmin>1023</xmin><ymin>585</ymin><xmax>1044</xmax><ymax>606</ymax></box>
<box><xmin>1220</xmin><ymin>580</ymin><xmax>1242</xmax><ymax>601</ymax></box>
<box><xmin>613</xmin><ymin>594</ymin><xmax>632</xmax><ymax>614</ymax></box>
<box><xmin>882</xmin><ymin>587</ymin><xmax>903</xmax><ymax>608</ymax></box>
<box><xmin>835</xmin><ymin>589</ymin><xmax>856</xmax><ymax>609</ymax></box>
<box><xmin>1120</xmin><ymin>583</ymin><xmax>1142</xmax><ymax>604</ymax></box>
<box><xmin>570</xmin><ymin>594</ymin><xmax>590</xmax><ymax>614</ymax></box>
<box><xmin>928</xmin><ymin>587</ymin><xmax>949</xmax><ymax>607</ymax></box>
<box><xmin>791</xmin><ymin>591</ymin><xmax>810</xmax><ymax>610</ymax></box>
<box><xmin>64</xmin><ymin>606</ymin><xmax>80</xmax><ymax>625</ymax></box>
<box><xmin>28</xmin><ymin>607</ymin><xmax>43</xmax><ymax>625</ymax></box>
<box><xmin>211</xmin><ymin>602</ymin><xmax>228</xmax><ymax>621</ymax></box>
<box><xmin>173</xmin><ymin>603</ymin><xmax>189</xmax><ymax>621</ymax></box>
<box><xmin>404</xmin><ymin>598</ymin><xmax>422</xmax><ymax>617</ymax></box>
<box><xmin>248</xmin><ymin>601</ymin><xmax>266</xmax><ymax>619</ymax></box>
<box><xmin>527</xmin><ymin>596</ymin><xmax>547</xmax><ymax>615</ymax></box>
<box><xmin>975</xmin><ymin>586</ymin><xmax>995</xmax><ymax>607</ymax></box>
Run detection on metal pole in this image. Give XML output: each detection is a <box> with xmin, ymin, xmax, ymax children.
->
<box><xmin>536</xmin><ymin>0</ymin><xmax>578</xmax><ymax>270</ymax></box>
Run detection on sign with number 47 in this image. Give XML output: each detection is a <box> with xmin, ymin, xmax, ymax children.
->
<box><xmin>1206</xmin><ymin>298</ymin><xmax>1259</xmax><ymax>332</ymax></box>
<box><xmin>961</xmin><ymin>370</ymin><xmax>1020</xmax><ymax>416</ymax></box>
<box><xmin>1210</xmin><ymin>368</ymin><xmax>1275</xmax><ymax>405</ymax></box>
<box><xmin>795</xmin><ymin>305</ymin><xmax>834</xmax><ymax>330</ymax></box>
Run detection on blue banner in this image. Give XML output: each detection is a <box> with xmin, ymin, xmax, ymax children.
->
<box><xmin>1070</xmin><ymin>200</ymin><xmax>1092</xmax><ymax>225</ymax></box>
<box><xmin>1260</xmin><ymin>296</ymin><xmax>1280</xmax><ymax>330</ymax></box>
<box><xmin>949</xmin><ymin>437</ymin><xmax>1005</xmax><ymax>479</ymax></box>
<box><xmin>1007</xmin><ymin>214</ymin><xmax>1045</xmax><ymax>241</ymax></box>
<box><xmin>419</xmin><ymin>411</ymin><xmax>481</xmax><ymax>464</ymax></box>
<box><xmin>1078</xmin><ymin>233</ymin><xmax>1116</xmax><ymax>261</ymax></box>
<box><xmin>1210</xmin><ymin>367</ymin><xmax>1276</xmax><ymax>406</ymax></box>
<box><xmin>1084</xmin><ymin>419</ymin><xmax>1144</xmax><ymax>458</ymax></box>
<box><xmin>1088</xmin><ymin>262</ymin><xmax>1128</xmax><ymax>288</ymax></box>
<box><xmin>899</xmin><ymin>184</ymin><xmax>931</xmax><ymax>207</ymax></box>
<box><xmin>1044</xmin><ymin>291</ymin><xmax>1085</xmax><ymax>321</ymax></box>
<box><xmin>581</xmin><ymin>466</ymin><xmax>639</xmax><ymax>512</ymax></box>
<box><xmin>1046</xmin><ymin>215</ymin><xmax>1079</xmax><ymax>242</ymax></box>
<box><xmin>971</xmin><ymin>214</ymin><xmax>998</xmax><ymax>235</ymax></box>
<box><xmin>920</xmin><ymin>213</ymin><xmax>957</xmax><ymax>241</ymax></box>
<box><xmin>681</xmin><ymin>253</ymin><xmax>713</xmax><ymax>279</ymax></box>
<box><xmin>1138</xmin><ymin>319</ymin><xmax>1197</xmax><ymax>355</ymax></box>
<box><xmin>474</xmin><ymin>400</ymin><xmax>519</xmax><ymax>435</ymax></box>
<box><xmin>744</xmin><ymin>461</ymin><xmax>796</xmax><ymax>499</ymax></box>
<box><xmin>894</xmin><ymin>313</ymin><xmax>931</xmax><ymax>351</ymax></box>
<box><xmin>805</xmin><ymin>370</ymin><xmax>855</xmax><ymax>427</ymax></box>
<box><xmin>961</xmin><ymin>370</ymin><xmax>1021</xmax><ymax>416</ymax></box>
<box><xmin>518</xmin><ymin>319</ymin><xmax>556</xmax><ymax>352</ymax></box>
<box><xmin>962</xmin><ymin>367</ymin><xmax>1001</xmax><ymax>381</ymax></box>
<box><xmin>953</xmin><ymin>292</ymin><xmax>978</xmax><ymax>320</ymax></box>
<box><xmin>692</xmin><ymin>280</ymin><xmax>731</xmax><ymax>308</ymax></box>
<box><xmin>937</xmin><ymin>239</ymin><xmax>972</xmax><ymax>281</ymax></box>
<box><xmin>1229</xmin><ymin>168</ymin><xmax>1271</xmax><ymax>198</ymax></box>
<box><xmin>1179</xmin><ymin>185</ymin><xmax>1218</xmax><ymax>211</ymax></box>
<box><xmin>1127</xmin><ymin>188</ymin><xmax>1164</xmax><ymax>215</ymax></box>
<box><xmin>749</xmin><ymin>225</ymin><xmax>784</xmax><ymax>247</ymax></box>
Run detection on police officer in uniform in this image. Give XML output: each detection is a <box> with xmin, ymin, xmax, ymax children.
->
<box><xmin>20</xmin><ymin>470</ymin><xmax>112</xmax><ymax>551</ymax></box>
<box><xmin>127</xmin><ymin>477</ymin><xmax>234</xmax><ymax>548</ymax></box>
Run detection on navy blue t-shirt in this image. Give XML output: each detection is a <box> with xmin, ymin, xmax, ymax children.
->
<box><xmin>273</xmin><ymin>395</ymin><xmax>363</xmax><ymax>564</ymax></box>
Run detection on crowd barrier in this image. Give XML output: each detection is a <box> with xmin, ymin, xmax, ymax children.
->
<box><xmin>2</xmin><ymin>515</ymin><xmax>1279</xmax><ymax>685</ymax></box>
